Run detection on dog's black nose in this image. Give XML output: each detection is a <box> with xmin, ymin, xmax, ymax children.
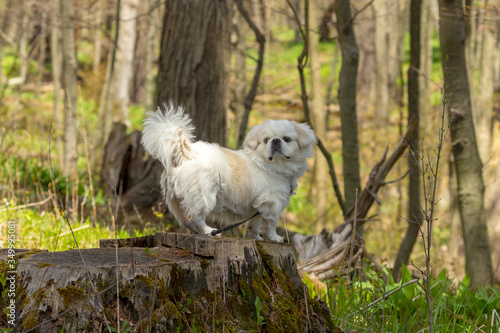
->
<box><xmin>272</xmin><ymin>138</ymin><xmax>281</xmax><ymax>144</ymax></box>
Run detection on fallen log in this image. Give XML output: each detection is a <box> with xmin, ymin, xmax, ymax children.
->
<box><xmin>7</xmin><ymin>234</ymin><xmax>335</xmax><ymax>332</ymax></box>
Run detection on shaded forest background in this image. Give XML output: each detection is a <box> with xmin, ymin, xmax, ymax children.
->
<box><xmin>1</xmin><ymin>0</ymin><xmax>500</xmax><ymax>291</ymax></box>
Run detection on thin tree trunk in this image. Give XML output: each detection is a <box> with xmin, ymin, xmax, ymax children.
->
<box><xmin>50</xmin><ymin>11</ymin><xmax>63</xmax><ymax>169</ymax></box>
<box><xmin>393</xmin><ymin>0</ymin><xmax>422</xmax><ymax>282</ymax></box>
<box><xmin>419</xmin><ymin>0</ymin><xmax>435</xmax><ymax>133</ymax></box>
<box><xmin>92</xmin><ymin>0</ymin><xmax>103</xmax><ymax>73</ymax></box>
<box><xmin>448</xmin><ymin>155</ymin><xmax>463</xmax><ymax>268</ymax></box>
<box><xmin>97</xmin><ymin>0</ymin><xmax>120</xmax><ymax>147</ymax></box>
<box><xmin>474</xmin><ymin>0</ymin><xmax>496</xmax><ymax>168</ymax></box>
<box><xmin>60</xmin><ymin>0</ymin><xmax>78</xmax><ymax>178</ymax></box>
<box><xmin>373</xmin><ymin>0</ymin><xmax>389</xmax><ymax>128</ymax></box>
<box><xmin>36</xmin><ymin>9</ymin><xmax>47</xmax><ymax>99</ymax></box>
<box><xmin>231</xmin><ymin>9</ymin><xmax>247</xmax><ymax>146</ymax></box>
<box><xmin>335</xmin><ymin>0</ymin><xmax>362</xmax><ymax>214</ymax></box>
<box><xmin>438</xmin><ymin>0</ymin><xmax>493</xmax><ymax>289</ymax></box>
<box><xmin>352</xmin><ymin>0</ymin><xmax>375</xmax><ymax>116</ymax></box>
<box><xmin>112</xmin><ymin>0</ymin><xmax>138</xmax><ymax>126</ymax></box>
<box><xmin>308</xmin><ymin>0</ymin><xmax>328</xmax><ymax>233</ymax></box>
<box><xmin>143</xmin><ymin>0</ymin><xmax>158</xmax><ymax>111</ymax></box>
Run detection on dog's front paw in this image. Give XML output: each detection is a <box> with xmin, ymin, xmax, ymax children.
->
<box><xmin>265</xmin><ymin>233</ymin><xmax>283</xmax><ymax>243</ymax></box>
<box><xmin>245</xmin><ymin>231</ymin><xmax>264</xmax><ymax>241</ymax></box>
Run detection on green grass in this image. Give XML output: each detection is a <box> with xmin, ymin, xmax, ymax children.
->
<box><xmin>304</xmin><ymin>262</ymin><xmax>500</xmax><ymax>332</ymax></box>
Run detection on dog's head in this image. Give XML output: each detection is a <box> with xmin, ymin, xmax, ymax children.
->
<box><xmin>243</xmin><ymin>120</ymin><xmax>316</xmax><ymax>162</ymax></box>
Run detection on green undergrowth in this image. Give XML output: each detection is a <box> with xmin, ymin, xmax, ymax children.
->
<box><xmin>304</xmin><ymin>261</ymin><xmax>500</xmax><ymax>332</ymax></box>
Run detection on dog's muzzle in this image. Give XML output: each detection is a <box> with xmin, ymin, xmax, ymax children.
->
<box><xmin>268</xmin><ymin>139</ymin><xmax>289</xmax><ymax>161</ymax></box>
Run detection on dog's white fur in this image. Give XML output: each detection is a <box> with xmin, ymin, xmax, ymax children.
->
<box><xmin>141</xmin><ymin>103</ymin><xmax>316</xmax><ymax>242</ymax></box>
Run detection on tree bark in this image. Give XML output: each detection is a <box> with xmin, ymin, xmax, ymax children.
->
<box><xmin>309</xmin><ymin>0</ymin><xmax>328</xmax><ymax>233</ymax></box>
<box><xmin>60</xmin><ymin>0</ymin><xmax>78</xmax><ymax>178</ymax></box>
<box><xmin>112</xmin><ymin>0</ymin><xmax>138</xmax><ymax>126</ymax></box>
<box><xmin>419</xmin><ymin>0</ymin><xmax>435</xmax><ymax>132</ymax></box>
<box><xmin>393</xmin><ymin>0</ymin><xmax>423</xmax><ymax>282</ymax></box>
<box><xmin>50</xmin><ymin>10</ymin><xmax>63</xmax><ymax>169</ymax></box>
<box><xmin>143</xmin><ymin>0</ymin><xmax>159</xmax><ymax>110</ymax></box>
<box><xmin>438</xmin><ymin>0</ymin><xmax>493</xmax><ymax>289</ymax></box>
<box><xmin>474</xmin><ymin>0</ymin><xmax>497</xmax><ymax>168</ymax></box>
<box><xmin>156</xmin><ymin>0</ymin><xmax>232</xmax><ymax>145</ymax></box>
<box><xmin>352</xmin><ymin>0</ymin><xmax>375</xmax><ymax>115</ymax></box>
<box><xmin>92</xmin><ymin>0</ymin><xmax>103</xmax><ymax>72</ymax></box>
<box><xmin>335</xmin><ymin>0</ymin><xmax>362</xmax><ymax>214</ymax></box>
<box><xmin>373</xmin><ymin>0</ymin><xmax>390</xmax><ymax>128</ymax></box>
<box><xmin>230</xmin><ymin>8</ymin><xmax>247</xmax><ymax>146</ymax></box>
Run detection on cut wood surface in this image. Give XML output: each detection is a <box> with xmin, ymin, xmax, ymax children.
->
<box><xmin>10</xmin><ymin>233</ymin><xmax>335</xmax><ymax>332</ymax></box>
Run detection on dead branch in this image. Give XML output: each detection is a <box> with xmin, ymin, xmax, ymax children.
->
<box><xmin>288</xmin><ymin>119</ymin><xmax>418</xmax><ymax>277</ymax></box>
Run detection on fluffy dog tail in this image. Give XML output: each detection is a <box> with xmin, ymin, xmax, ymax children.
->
<box><xmin>141</xmin><ymin>103</ymin><xmax>195</xmax><ymax>171</ymax></box>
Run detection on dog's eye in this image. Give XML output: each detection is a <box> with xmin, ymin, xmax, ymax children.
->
<box><xmin>283</xmin><ymin>136</ymin><xmax>291</xmax><ymax>143</ymax></box>
<box><xmin>263</xmin><ymin>137</ymin><xmax>270</xmax><ymax>144</ymax></box>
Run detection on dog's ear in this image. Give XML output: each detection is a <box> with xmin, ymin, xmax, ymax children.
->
<box><xmin>293</xmin><ymin>122</ymin><xmax>317</xmax><ymax>149</ymax></box>
<box><xmin>243</xmin><ymin>124</ymin><xmax>262</xmax><ymax>150</ymax></box>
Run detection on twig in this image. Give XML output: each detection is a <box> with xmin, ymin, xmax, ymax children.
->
<box><xmin>364</xmin><ymin>278</ymin><xmax>419</xmax><ymax>310</ymax></box>
<box><xmin>348</xmin><ymin>0</ymin><xmax>376</xmax><ymax>28</ymax></box>
<box><xmin>48</xmin><ymin>224</ymin><xmax>90</xmax><ymax>240</ymax></box>
<box><xmin>0</xmin><ymin>194</ymin><xmax>53</xmax><ymax>212</ymax></box>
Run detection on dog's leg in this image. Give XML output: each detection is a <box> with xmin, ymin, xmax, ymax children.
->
<box><xmin>245</xmin><ymin>216</ymin><xmax>264</xmax><ymax>241</ymax></box>
<box><xmin>254</xmin><ymin>202</ymin><xmax>284</xmax><ymax>243</ymax></box>
<box><xmin>260</xmin><ymin>217</ymin><xmax>283</xmax><ymax>243</ymax></box>
<box><xmin>191</xmin><ymin>218</ymin><xmax>217</xmax><ymax>235</ymax></box>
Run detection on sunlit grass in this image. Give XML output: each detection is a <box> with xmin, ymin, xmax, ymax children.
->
<box><xmin>303</xmin><ymin>263</ymin><xmax>500</xmax><ymax>332</ymax></box>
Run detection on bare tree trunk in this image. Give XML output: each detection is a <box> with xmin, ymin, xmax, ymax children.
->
<box><xmin>352</xmin><ymin>0</ymin><xmax>375</xmax><ymax>117</ymax></box>
<box><xmin>92</xmin><ymin>0</ymin><xmax>103</xmax><ymax>72</ymax></box>
<box><xmin>474</xmin><ymin>0</ymin><xmax>496</xmax><ymax>168</ymax></box>
<box><xmin>373</xmin><ymin>0</ymin><xmax>389</xmax><ymax>128</ymax></box>
<box><xmin>393</xmin><ymin>0</ymin><xmax>423</xmax><ymax>282</ymax></box>
<box><xmin>155</xmin><ymin>0</ymin><xmax>232</xmax><ymax>144</ymax></box>
<box><xmin>112</xmin><ymin>0</ymin><xmax>138</xmax><ymax>126</ymax></box>
<box><xmin>230</xmin><ymin>9</ymin><xmax>247</xmax><ymax>146</ymax></box>
<box><xmin>483</xmin><ymin>0</ymin><xmax>500</xmax><ymax>231</ymax></box>
<box><xmin>97</xmin><ymin>0</ymin><xmax>120</xmax><ymax>147</ymax></box>
<box><xmin>309</xmin><ymin>0</ymin><xmax>328</xmax><ymax>232</ymax></box>
<box><xmin>60</xmin><ymin>0</ymin><xmax>78</xmax><ymax>178</ymax></box>
<box><xmin>448</xmin><ymin>155</ymin><xmax>463</xmax><ymax>269</ymax></box>
<box><xmin>335</xmin><ymin>0</ymin><xmax>362</xmax><ymax>214</ymax></box>
<box><xmin>143</xmin><ymin>0</ymin><xmax>159</xmax><ymax>110</ymax></box>
<box><xmin>50</xmin><ymin>6</ymin><xmax>63</xmax><ymax>169</ymax></box>
<box><xmin>419</xmin><ymin>0</ymin><xmax>435</xmax><ymax>132</ymax></box>
<box><xmin>438</xmin><ymin>0</ymin><xmax>493</xmax><ymax>289</ymax></box>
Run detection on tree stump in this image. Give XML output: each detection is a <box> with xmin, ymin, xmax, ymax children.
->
<box><xmin>100</xmin><ymin>122</ymin><xmax>163</xmax><ymax>210</ymax></box>
<box><xmin>9</xmin><ymin>233</ymin><xmax>336</xmax><ymax>332</ymax></box>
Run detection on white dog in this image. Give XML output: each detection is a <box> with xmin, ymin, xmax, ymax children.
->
<box><xmin>141</xmin><ymin>103</ymin><xmax>316</xmax><ymax>242</ymax></box>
